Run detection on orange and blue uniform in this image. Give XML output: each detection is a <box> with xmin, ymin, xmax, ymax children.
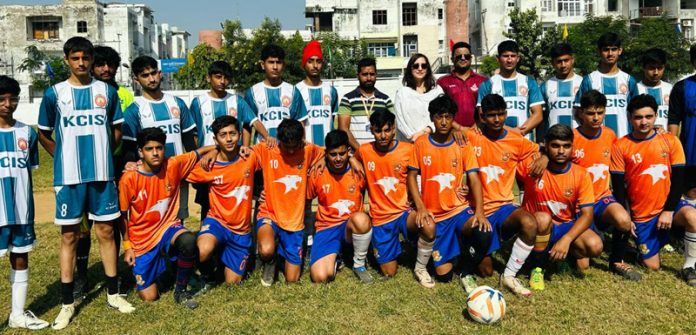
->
<box><xmin>253</xmin><ymin>143</ymin><xmax>323</xmax><ymax>265</ymax></box>
<box><xmin>408</xmin><ymin>135</ymin><xmax>478</xmax><ymax>267</ymax></box>
<box><xmin>118</xmin><ymin>151</ymin><xmax>199</xmax><ymax>289</ymax></box>
<box><xmin>520</xmin><ymin>162</ymin><xmax>595</xmax><ymax>246</ymax></box>
<box><xmin>186</xmin><ymin>151</ymin><xmax>260</xmax><ymax>275</ymax></box>
<box><xmin>306</xmin><ymin>165</ymin><xmax>365</xmax><ymax>265</ymax></box>
<box><xmin>466</xmin><ymin>129</ymin><xmax>539</xmax><ymax>254</ymax></box>
<box><xmin>355</xmin><ymin>140</ymin><xmax>414</xmax><ymax>264</ymax></box>
<box><xmin>611</xmin><ymin>132</ymin><xmax>690</xmax><ymax>259</ymax></box>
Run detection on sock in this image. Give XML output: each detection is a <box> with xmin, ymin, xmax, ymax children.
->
<box><xmin>61</xmin><ymin>281</ymin><xmax>74</xmax><ymax>305</ymax></box>
<box><xmin>684</xmin><ymin>232</ymin><xmax>696</xmax><ymax>269</ymax></box>
<box><xmin>76</xmin><ymin>236</ymin><xmax>91</xmax><ymax>280</ymax></box>
<box><xmin>175</xmin><ymin>257</ymin><xmax>194</xmax><ymax>292</ymax></box>
<box><xmin>531</xmin><ymin>233</ymin><xmax>550</xmax><ymax>269</ymax></box>
<box><xmin>503</xmin><ymin>238</ymin><xmax>534</xmax><ymax>277</ymax></box>
<box><xmin>415</xmin><ymin>238</ymin><xmax>434</xmax><ymax>271</ymax></box>
<box><xmin>10</xmin><ymin>269</ymin><xmax>28</xmax><ymax>318</ymax></box>
<box><xmin>609</xmin><ymin>231</ymin><xmax>630</xmax><ymax>264</ymax></box>
<box><xmin>198</xmin><ymin>259</ymin><xmax>215</xmax><ymax>282</ymax></box>
<box><xmin>106</xmin><ymin>275</ymin><xmax>118</xmax><ymax>295</ymax></box>
<box><xmin>352</xmin><ymin>229</ymin><xmax>372</xmax><ymax>268</ymax></box>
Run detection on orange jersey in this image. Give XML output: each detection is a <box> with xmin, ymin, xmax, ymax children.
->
<box><xmin>186</xmin><ymin>152</ymin><xmax>260</xmax><ymax>234</ymax></box>
<box><xmin>355</xmin><ymin>141</ymin><xmax>413</xmax><ymax>225</ymax></box>
<box><xmin>610</xmin><ymin>132</ymin><xmax>685</xmax><ymax>223</ymax></box>
<box><xmin>307</xmin><ymin>166</ymin><xmax>365</xmax><ymax>232</ymax></box>
<box><xmin>254</xmin><ymin>143</ymin><xmax>323</xmax><ymax>231</ymax></box>
<box><xmin>409</xmin><ymin>135</ymin><xmax>479</xmax><ymax>221</ymax></box>
<box><xmin>520</xmin><ymin>163</ymin><xmax>595</xmax><ymax>224</ymax></box>
<box><xmin>466</xmin><ymin>129</ymin><xmax>539</xmax><ymax>215</ymax></box>
<box><xmin>119</xmin><ymin>152</ymin><xmax>199</xmax><ymax>256</ymax></box>
<box><xmin>572</xmin><ymin>126</ymin><xmax>616</xmax><ymax>201</ymax></box>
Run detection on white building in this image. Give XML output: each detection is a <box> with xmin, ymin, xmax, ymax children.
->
<box><xmin>305</xmin><ymin>0</ymin><xmax>448</xmax><ymax>76</ymax></box>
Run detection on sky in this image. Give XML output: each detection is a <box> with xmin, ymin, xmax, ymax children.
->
<box><xmin>8</xmin><ymin>0</ymin><xmax>311</xmax><ymax>43</ymax></box>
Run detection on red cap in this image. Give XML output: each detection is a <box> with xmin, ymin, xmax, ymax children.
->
<box><xmin>302</xmin><ymin>40</ymin><xmax>323</xmax><ymax>66</ymax></box>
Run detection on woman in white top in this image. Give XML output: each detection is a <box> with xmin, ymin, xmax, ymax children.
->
<box><xmin>394</xmin><ymin>53</ymin><xmax>444</xmax><ymax>142</ymax></box>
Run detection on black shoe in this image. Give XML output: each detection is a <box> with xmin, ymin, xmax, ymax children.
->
<box><xmin>610</xmin><ymin>262</ymin><xmax>642</xmax><ymax>281</ymax></box>
<box><xmin>680</xmin><ymin>267</ymin><xmax>696</xmax><ymax>287</ymax></box>
<box><xmin>174</xmin><ymin>290</ymin><xmax>199</xmax><ymax>310</ymax></box>
<box><xmin>73</xmin><ymin>277</ymin><xmax>89</xmax><ymax>300</ymax></box>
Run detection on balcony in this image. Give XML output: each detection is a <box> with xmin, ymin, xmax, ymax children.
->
<box><xmin>629</xmin><ymin>7</ymin><xmax>674</xmax><ymax>20</ymax></box>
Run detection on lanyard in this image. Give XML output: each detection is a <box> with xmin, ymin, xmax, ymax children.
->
<box><xmin>361</xmin><ymin>95</ymin><xmax>376</xmax><ymax>117</ymax></box>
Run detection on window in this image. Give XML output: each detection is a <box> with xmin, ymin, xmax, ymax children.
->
<box><xmin>403</xmin><ymin>35</ymin><xmax>418</xmax><ymax>57</ymax></box>
<box><xmin>28</xmin><ymin>16</ymin><xmax>60</xmax><ymax>40</ymax></box>
<box><xmin>608</xmin><ymin>0</ymin><xmax>618</xmax><ymax>11</ymax></box>
<box><xmin>682</xmin><ymin>0</ymin><xmax>696</xmax><ymax>9</ymax></box>
<box><xmin>77</xmin><ymin>21</ymin><xmax>87</xmax><ymax>33</ymax></box>
<box><xmin>507</xmin><ymin>1</ymin><xmax>517</xmax><ymax>7</ymax></box>
<box><xmin>368</xmin><ymin>42</ymin><xmax>395</xmax><ymax>57</ymax></box>
<box><xmin>558</xmin><ymin>0</ymin><xmax>582</xmax><ymax>17</ymax></box>
<box><xmin>684</xmin><ymin>20</ymin><xmax>694</xmax><ymax>40</ymax></box>
<box><xmin>585</xmin><ymin>0</ymin><xmax>594</xmax><ymax>14</ymax></box>
<box><xmin>373</xmin><ymin>10</ymin><xmax>387</xmax><ymax>25</ymax></box>
<box><xmin>439</xmin><ymin>39</ymin><xmax>444</xmax><ymax>50</ymax></box>
<box><xmin>402</xmin><ymin>3</ymin><xmax>417</xmax><ymax>26</ymax></box>
<box><xmin>438</xmin><ymin>8</ymin><xmax>443</xmax><ymax>20</ymax></box>
<box><xmin>541</xmin><ymin>0</ymin><xmax>554</xmax><ymax>11</ymax></box>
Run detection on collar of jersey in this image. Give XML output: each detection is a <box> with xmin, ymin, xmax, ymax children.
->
<box><xmin>428</xmin><ymin>134</ymin><xmax>455</xmax><ymax>147</ymax></box>
<box><xmin>484</xmin><ymin>129</ymin><xmax>507</xmax><ymax>141</ymax></box>
<box><xmin>628</xmin><ymin>131</ymin><xmax>657</xmax><ymax>142</ymax></box>
<box><xmin>548</xmin><ymin>162</ymin><xmax>572</xmax><ymax>174</ymax></box>
<box><xmin>576</xmin><ymin>126</ymin><xmax>602</xmax><ymax>140</ymax></box>
<box><xmin>329</xmin><ymin>165</ymin><xmax>351</xmax><ymax>176</ymax></box>
<box><xmin>137</xmin><ymin>169</ymin><xmax>159</xmax><ymax>177</ymax></box>
<box><xmin>373</xmin><ymin>140</ymin><xmax>399</xmax><ymax>153</ymax></box>
<box><xmin>215</xmin><ymin>154</ymin><xmax>241</xmax><ymax>165</ymax></box>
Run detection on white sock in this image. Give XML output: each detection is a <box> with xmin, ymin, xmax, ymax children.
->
<box><xmin>684</xmin><ymin>232</ymin><xmax>696</xmax><ymax>269</ymax></box>
<box><xmin>685</xmin><ymin>196</ymin><xmax>696</xmax><ymax>207</ymax></box>
<box><xmin>504</xmin><ymin>238</ymin><xmax>534</xmax><ymax>277</ymax></box>
<box><xmin>415</xmin><ymin>238</ymin><xmax>434</xmax><ymax>271</ymax></box>
<box><xmin>352</xmin><ymin>230</ymin><xmax>372</xmax><ymax>268</ymax></box>
<box><xmin>10</xmin><ymin>268</ymin><xmax>28</xmax><ymax>318</ymax></box>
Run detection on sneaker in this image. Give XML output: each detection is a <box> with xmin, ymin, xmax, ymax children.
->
<box><xmin>681</xmin><ymin>267</ymin><xmax>696</xmax><ymax>287</ymax></box>
<box><xmin>8</xmin><ymin>310</ymin><xmax>49</xmax><ymax>330</ymax></box>
<box><xmin>352</xmin><ymin>266</ymin><xmax>374</xmax><ymax>284</ymax></box>
<box><xmin>610</xmin><ymin>261</ymin><xmax>642</xmax><ymax>281</ymax></box>
<box><xmin>174</xmin><ymin>290</ymin><xmax>199</xmax><ymax>310</ymax></box>
<box><xmin>195</xmin><ymin>281</ymin><xmax>216</xmax><ymax>296</ymax></box>
<box><xmin>261</xmin><ymin>260</ymin><xmax>276</xmax><ymax>287</ymax></box>
<box><xmin>459</xmin><ymin>274</ymin><xmax>478</xmax><ymax>294</ymax></box>
<box><xmin>73</xmin><ymin>277</ymin><xmax>88</xmax><ymax>300</ymax></box>
<box><xmin>529</xmin><ymin>267</ymin><xmax>545</xmax><ymax>291</ymax></box>
<box><xmin>414</xmin><ymin>268</ymin><xmax>435</xmax><ymax>289</ymax></box>
<box><xmin>500</xmin><ymin>275</ymin><xmax>532</xmax><ymax>297</ymax></box>
<box><xmin>662</xmin><ymin>244</ymin><xmax>675</xmax><ymax>253</ymax></box>
<box><xmin>51</xmin><ymin>303</ymin><xmax>75</xmax><ymax>330</ymax></box>
<box><xmin>106</xmin><ymin>293</ymin><xmax>135</xmax><ymax>313</ymax></box>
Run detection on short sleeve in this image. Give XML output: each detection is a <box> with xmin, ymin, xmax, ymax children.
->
<box><xmin>185</xmin><ymin>164</ymin><xmax>211</xmax><ymax>184</ymax></box>
<box><xmin>668</xmin><ymin>135</ymin><xmax>686</xmax><ymax>166</ymax></box>
<box><xmin>407</xmin><ymin>142</ymin><xmax>421</xmax><ymax>172</ymax></box>
<box><xmin>330</xmin><ymin>87</ymin><xmax>339</xmax><ymax>114</ymax></box>
<box><xmin>627</xmin><ymin>75</ymin><xmax>639</xmax><ymax>102</ymax></box>
<box><xmin>38</xmin><ymin>87</ymin><xmax>57</xmax><ymax>131</ymax></box>
<box><xmin>337</xmin><ymin>96</ymin><xmax>352</xmax><ymax>116</ymax></box>
<box><xmin>519</xmin><ymin>137</ymin><xmax>540</xmax><ymax>162</ymax></box>
<box><xmin>527</xmin><ymin>77</ymin><xmax>544</xmax><ymax>107</ymax></box>
<box><xmin>189</xmin><ymin>97</ymin><xmax>203</xmax><ymax>136</ymax></box>
<box><xmin>177</xmin><ymin>97</ymin><xmax>196</xmax><ymax>133</ymax></box>
<box><xmin>476</xmin><ymin>80</ymin><xmax>491</xmax><ymax>106</ymax></box>
<box><xmin>244</xmin><ymin>88</ymin><xmax>259</xmax><ymax>115</ymax></box>
<box><xmin>172</xmin><ymin>151</ymin><xmax>200</xmax><ymax>181</ymax></box>
<box><xmin>574</xmin><ymin>76</ymin><xmax>591</xmax><ymax>107</ymax></box>
<box><xmin>462</xmin><ymin>145</ymin><xmax>479</xmax><ymax>172</ymax></box>
<box><xmin>236</xmin><ymin>97</ymin><xmax>258</xmax><ymax>126</ymax></box>
<box><xmin>291</xmin><ymin>88</ymin><xmax>308</xmax><ymax>122</ymax></box>
<box><xmin>28</xmin><ymin>128</ymin><xmax>39</xmax><ymax>169</ymax></box>
<box><xmin>610</xmin><ymin>142</ymin><xmax>625</xmax><ymax>174</ymax></box>
<box><xmin>122</xmin><ymin>104</ymin><xmax>141</xmax><ymax>142</ymax></box>
<box><xmin>306</xmin><ymin>171</ymin><xmax>318</xmax><ymax>200</ymax></box>
<box><xmin>307</xmin><ymin>143</ymin><xmax>324</xmax><ymax>167</ymax></box>
<box><xmin>118</xmin><ymin>175</ymin><xmax>133</xmax><ymax>212</ymax></box>
<box><xmin>578</xmin><ymin>170</ymin><xmax>595</xmax><ymax>207</ymax></box>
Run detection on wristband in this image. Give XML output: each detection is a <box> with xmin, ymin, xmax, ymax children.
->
<box><xmin>122</xmin><ymin>240</ymin><xmax>132</xmax><ymax>250</ymax></box>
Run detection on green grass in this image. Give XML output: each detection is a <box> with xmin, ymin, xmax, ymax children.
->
<box><xmin>33</xmin><ymin>147</ymin><xmax>54</xmax><ymax>192</ymax></box>
<box><xmin>1</xmin><ymin>218</ymin><xmax>696</xmax><ymax>334</ymax></box>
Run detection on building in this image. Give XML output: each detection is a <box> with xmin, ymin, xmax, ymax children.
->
<box><xmin>305</xmin><ymin>0</ymin><xmax>451</xmax><ymax>76</ymax></box>
<box><xmin>199</xmin><ymin>30</ymin><xmax>223</xmax><ymax>49</ymax></box>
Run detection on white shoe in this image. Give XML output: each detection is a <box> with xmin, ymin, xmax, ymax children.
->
<box><xmin>107</xmin><ymin>293</ymin><xmax>135</xmax><ymax>313</ymax></box>
<box><xmin>414</xmin><ymin>268</ymin><xmax>435</xmax><ymax>289</ymax></box>
<box><xmin>52</xmin><ymin>304</ymin><xmax>75</xmax><ymax>330</ymax></box>
<box><xmin>500</xmin><ymin>275</ymin><xmax>532</xmax><ymax>297</ymax></box>
<box><xmin>460</xmin><ymin>274</ymin><xmax>478</xmax><ymax>294</ymax></box>
<box><xmin>8</xmin><ymin>310</ymin><xmax>49</xmax><ymax>330</ymax></box>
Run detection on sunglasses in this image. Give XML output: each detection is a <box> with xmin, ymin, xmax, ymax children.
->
<box><xmin>411</xmin><ymin>63</ymin><xmax>429</xmax><ymax>70</ymax></box>
<box><xmin>454</xmin><ymin>54</ymin><xmax>473</xmax><ymax>61</ymax></box>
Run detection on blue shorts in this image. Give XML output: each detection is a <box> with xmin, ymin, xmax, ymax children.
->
<box><xmin>593</xmin><ymin>196</ymin><xmax>617</xmax><ymax>231</ymax></box>
<box><xmin>0</xmin><ymin>224</ymin><xmax>35</xmax><ymax>256</ymax></box>
<box><xmin>372</xmin><ymin>211</ymin><xmax>414</xmax><ymax>264</ymax></box>
<box><xmin>309</xmin><ymin>220</ymin><xmax>349</xmax><ymax>266</ymax></box>
<box><xmin>133</xmin><ymin>224</ymin><xmax>187</xmax><ymax>291</ymax></box>
<box><xmin>433</xmin><ymin>207</ymin><xmax>474</xmax><ymax>267</ymax></box>
<box><xmin>635</xmin><ymin>200</ymin><xmax>692</xmax><ymax>260</ymax></box>
<box><xmin>256</xmin><ymin>218</ymin><xmax>304</xmax><ymax>265</ymax></box>
<box><xmin>486</xmin><ymin>204</ymin><xmax>519</xmax><ymax>255</ymax></box>
<box><xmin>549</xmin><ymin>221</ymin><xmax>575</xmax><ymax>247</ymax></box>
<box><xmin>199</xmin><ymin>217</ymin><xmax>251</xmax><ymax>276</ymax></box>
<box><xmin>54</xmin><ymin>181</ymin><xmax>120</xmax><ymax>225</ymax></box>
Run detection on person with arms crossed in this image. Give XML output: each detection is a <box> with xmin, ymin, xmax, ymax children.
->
<box><xmin>437</xmin><ymin>42</ymin><xmax>487</xmax><ymax>127</ymax></box>
<box><xmin>636</xmin><ymin>48</ymin><xmax>672</xmax><ymax>130</ymax></box>
<box><xmin>541</xmin><ymin>43</ymin><xmax>583</xmax><ymax>130</ymax></box>
<box><xmin>611</xmin><ymin>94</ymin><xmax>696</xmax><ymax>285</ymax></box>
<box><xmin>37</xmin><ymin>37</ymin><xmax>134</xmax><ymax>330</ymax></box>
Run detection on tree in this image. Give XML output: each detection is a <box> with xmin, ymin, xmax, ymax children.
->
<box><xmin>504</xmin><ymin>8</ymin><xmax>561</xmax><ymax>80</ymax></box>
<box><xmin>18</xmin><ymin>45</ymin><xmax>69</xmax><ymax>93</ymax></box>
<box><xmin>565</xmin><ymin>14</ymin><xmax>629</xmax><ymax>76</ymax></box>
<box><xmin>315</xmin><ymin>32</ymin><xmax>368</xmax><ymax>79</ymax></box>
<box><xmin>478</xmin><ymin>55</ymin><xmax>498</xmax><ymax>77</ymax></box>
<box><xmin>173</xmin><ymin>44</ymin><xmax>226</xmax><ymax>89</ymax></box>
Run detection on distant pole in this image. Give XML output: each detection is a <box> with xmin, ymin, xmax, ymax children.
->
<box><xmin>117</xmin><ymin>33</ymin><xmax>122</xmax><ymax>83</ymax></box>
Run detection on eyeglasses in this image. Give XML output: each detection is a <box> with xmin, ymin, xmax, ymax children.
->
<box><xmin>411</xmin><ymin>63</ymin><xmax>429</xmax><ymax>70</ymax></box>
<box><xmin>454</xmin><ymin>54</ymin><xmax>473</xmax><ymax>61</ymax></box>
<box><xmin>0</xmin><ymin>96</ymin><xmax>19</xmax><ymax>104</ymax></box>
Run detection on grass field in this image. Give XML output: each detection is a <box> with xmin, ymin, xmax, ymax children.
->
<box><xmin>3</xmin><ymin>147</ymin><xmax>696</xmax><ymax>334</ymax></box>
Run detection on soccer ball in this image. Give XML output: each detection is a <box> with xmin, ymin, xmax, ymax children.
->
<box><xmin>466</xmin><ymin>286</ymin><xmax>506</xmax><ymax>324</ymax></box>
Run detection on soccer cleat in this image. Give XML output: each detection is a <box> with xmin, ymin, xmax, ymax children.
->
<box><xmin>106</xmin><ymin>293</ymin><xmax>135</xmax><ymax>313</ymax></box>
<box><xmin>51</xmin><ymin>303</ymin><xmax>75</xmax><ymax>330</ymax></box>
<box><xmin>261</xmin><ymin>260</ymin><xmax>276</xmax><ymax>287</ymax></box>
<box><xmin>174</xmin><ymin>290</ymin><xmax>199</xmax><ymax>310</ymax></box>
<box><xmin>460</xmin><ymin>274</ymin><xmax>478</xmax><ymax>294</ymax></box>
<box><xmin>195</xmin><ymin>281</ymin><xmax>216</xmax><ymax>296</ymax></box>
<box><xmin>72</xmin><ymin>277</ymin><xmax>88</xmax><ymax>300</ymax></box>
<box><xmin>680</xmin><ymin>267</ymin><xmax>696</xmax><ymax>287</ymax></box>
<box><xmin>8</xmin><ymin>310</ymin><xmax>49</xmax><ymax>330</ymax></box>
<box><xmin>352</xmin><ymin>266</ymin><xmax>374</xmax><ymax>284</ymax></box>
<box><xmin>414</xmin><ymin>268</ymin><xmax>435</xmax><ymax>289</ymax></box>
<box><xmin>529</xmin><ymin>267</ymin><xmax>545</xmax><ymax>291</ymax></box>
<box><xmin>610</xmin><ymin>262</ymin><xmax>642</xmax><ymax>281</ymax></box>
<box><xmin>500</xmin><ymin>275</ymin><xmax>532</xmax><ymax>297</ymax></box>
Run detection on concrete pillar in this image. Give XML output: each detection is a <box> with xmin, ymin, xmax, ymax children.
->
<box><xmin>445</xmin><ymin>0</ymin><xmax>468</xmax><ymax>47</ymax></box>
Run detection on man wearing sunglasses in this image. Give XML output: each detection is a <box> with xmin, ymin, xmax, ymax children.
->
<box><xmin>437</xmin><ymin>42</ymin><xmax>487</xmax><ymax>127</ymax></box>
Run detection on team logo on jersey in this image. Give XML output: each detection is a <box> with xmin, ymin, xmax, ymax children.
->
<box><xmin>663</xmin><ymin>94</ymin><xmax>670</xmax><ymax>104</ymax></box>
<box><xmin>145</xmin><ymin>198</ymin><xmax>170</xmax><ymax>220</ymax></box>
<box><xmin>273</xmin><ymin>175</ymin><xmax>302</xmax><ymax>194</ymax></box>
<box><xmin>587</xmin><ymin>164</ymin><xmax>609</xmax><ymax>183</ymax></box>
<box><xmin>480</xmin><ymin>165</ymin><xmax>504</xmax><ymax>184</ymax></box>
<box><xmin>640</xmin><ymin>164</ymin><xmax>668</xmax><ymax>185</ymax></box>
<box><xmin>432</xmin><ymin>250</ymin><xmax>442</xmax><ymax>262</ymax></box>
<box><xmin>135</xmin><ymin>275</ymin><xmax>144</xmax><ymax>286</ymax></box>
<box><xmin>348</xmin><ymin>184</ymin><xmax>356</xmax><ymax>193</ymax></box>
<box><xmin>429</xmin><ymin>173</ymin><xmax>456</xmax><ymax>192</ymax></box>
<box><xmin>564</xmin><ymin>188</ymin><xmax>573</xmax><ymax>198</ymax></box>
<box><xmin>394</xmin><ymin>163</ymin><xmax>402</xmax><ymax>172</ymax></box>
<box><xmin>603</xmin><ymin>148</ymin><xmax>610</xmax><ymax>157</ymax></box>
<box><xmin>323</xmin><ymin>94</ymin><xmax>331</xmax><ymax>105</ymax></box>
<box><xmin>244</xmin><ymin>168</ymin><xmax>251</xmax><ymax>178</ymax></box>
<box><xmin>451</xmin><ymin>158</ymin><xmax>458</xmax><ymax>168</ymax></box>
<box><xmin>501</xmin><ymin>152</ymin><xmax>510</xmax><ymax>161</ymax></box>
<box><xmin>297</xmin><ymin>163</ymin><xmax>304</xmax><ymax>170</ymax></box>
<box><xmin>375</xmin><ymin>177</ymin><xmax>399</xmax><ymax>195</ymax></box>
<box><xmin>330</xmin><ymin>199</ymin><xmax>355</xmax><ymax>216</ymax></box>
<box><xmin>619</xmin><ymin>84</ymin><xmax>628</xmax><ymax>94</ymax></box>
<box><xmin>661</xmin><ymin>150</ymin><xmax>668</xmax><ymax>158</ymax></box>
<box><xmin>170</xmin><ymin>107</ymin><xmax>181</xmax><ymax>118</ymax></box>
<box><xmin>222</xmin><ymin>185</ymin><xmax>251</xmax><ymax>206</ymax></box>
<box><xmin>94</xmin><ymin>94</ymin><xmax>107</xmax><ymax>108</ymax></box>
<box><xmin>165</xmin><ymin>182</ymin><xmax>173</xmax><ymax>193</ymax></box>
<box><xmin>519</xmin><ymin>86</ymin><xmax>528</xmax><ymax>97</ymax></box>
<box><xmin>228</xmin><ymin>107</ymin><xmax>237</xmax><ymax>116</ymax></box>
<box><xmin>639</xmin><ymin>244</ymin><xmax>649</xmax><ymax>255</ymax></box>
<box><xmin>470</xmin><ymin>83</ymin><xmax>479</xmax><ymax>92</ymax></box>
<box><xmin>281</xmin><ymin>96</ymin><xmax>291</xmax><ymax>107</ymax></box>
<box><xmin>17</xmin><ymin>138</ymin><xmax>28</xmax><ymax>151</ymax></box>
